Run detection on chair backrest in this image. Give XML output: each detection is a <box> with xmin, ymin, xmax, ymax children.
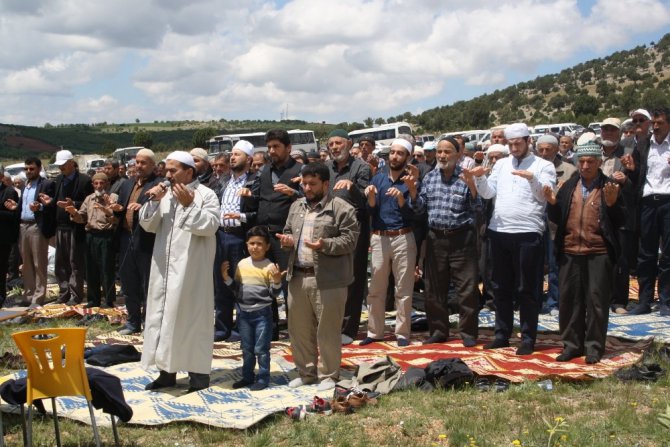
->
<box><xmin>12</xmin><ymin>328</ymin><xmax>92</xmax><ymax>404</ymax></box>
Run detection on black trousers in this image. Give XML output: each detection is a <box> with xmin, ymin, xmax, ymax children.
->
<box><xmin>342</xmin><ymin>220</ymin><xmax>370</xmax><ymax>338</ymax></box>
<box><xmin>489</xmin><ymin>230</ymin><xmax>544</xmax><ymax>345</ymax></box>
<box><xmin>637</xmin><ymin>197</ymin><xmax>670</xmax><ymax>308</ymax></box>
<box><xmin>424</xmin><ymin>227</ymin><xmax>479</xmax><ymax>340</ymax></box>
<box><xmin>0</xmin><ymin>243</ymin><xmax>10</xmax><ymax>301</ymax></box>
<box><xmin>213</xmin><ymin>229</ymin><xmax>247</xmax><ymax>339</ymax></box>
<box><xmin>55</xmin><ymin>227</ymin><xmax>86</xmax><ymax>303</ymax></box>
<box><xmin>268</xmin><ymin>234</ymin><xmax>290</xmax><ymax>339</ymax></box>
<box><xmin>558</xmin><ymin>253</ymin><xmax>612</xmax><ymax>358</ymax></box>
<box><xmin>85</xmin><ymin>232</ymin><xmax>116</xmax><ymax>306</ymax></box>
<box><xmin>611</xmin><ymin>229</ymin><xmax>633</xmax><ymax>308</ymax></box>
<box><xmin>119</xmin><ymin>231</ymin><xmax>153</xmax><ymax>331</ymax></box>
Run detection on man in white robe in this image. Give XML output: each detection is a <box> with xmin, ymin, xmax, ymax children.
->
<box><xmin>139</xmin><ymin>151</ymin><xmax>220</xmax><ymax>392</ymax></box>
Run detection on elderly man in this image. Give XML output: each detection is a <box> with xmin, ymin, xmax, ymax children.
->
<box><xmin>65</xmin><ymin>173</ymin><xmax>119</xmax><ymax>308</ymax></box>
<box><xmin>464</xmin><ymin>123</ymin><xmax>556</xmax><ymax>355</ymax></box>
<box><xmin>599</xmin><ymin>118</ymin><xmax>637</xmax><ymax>314</ymax></box>
<box><xmin>214</xmin><ymin>140</ymin><xmax>258</xmax><ymax>342</ymax></box>
<box><xmin>361</xmin><ymin>138</ymin><xmax>418</xmax><ymax>347</ymax></box>
<box><xmin>250</xmin><ymin>152</ymin><xmax>267</xmax><ymax>175</ymax></box>
<box><xmin>546</xmin><ymin>143</ymin><xmax>625</xmax><ymax>363</ymax></box>
<box><xmin>358</xmin><ymin>136</ymin><xmax>375</xmax><ymax>162</ymax></box>
<box><xmin>422</xmin><ymin>141</ymin><xmax>437</xmax><ymax>170</ymax></box>
<box><xmin>412</xmin><ymin>136</ymin><xmax>480</xmax><ymax>346</ymax></box>
<box><xmin>212</xmin><ymin>152</ymin><xmax>231</xmax><ymax>183</ymax></box>
<box><xmin>116</xmin><ymin>149</ymin><xmax>162</xmax><ymax>335</ymax></box>
<box><xmin>490</xmin><ymin>128</ymin><xmax>507</xmax><ymax>146</ymax></box>
<box><xmin>140</xmin><ymin>151</ymin><xmax>220</xmax><ymax>392</ymax></box>
<box><xmin>630</xmin><ymin>108</ymin><xmax>652</xmax><ymax>144</ymax></box>
<box><xmin>43</xmin><ymin>150</ymin><xmax>93</xmax><ymax>305</ymax></box>
<box><xmin>277</xmin><ymin>162</ymin><xmax>358</xmax><ymax>391</ymax></box>
<box><xmin>536</xmin><ymin>134</ymin><xmax>577</xmax><ymax>315</ymax></box>
<box><xmin>325</xmin><ymin>129</ymin><xmax>371</xmax><ymax>345</ymax></box>
<box><xmin>559</xmin><ymin>135</ymin><xmax>576</xmax><ymax>163</ymax></box>
<box><xmin>630</xmin><ymin>106</ymin><xmax>670</xmax><ymax>316</ymax></box>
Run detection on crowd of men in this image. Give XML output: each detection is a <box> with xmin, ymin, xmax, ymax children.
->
<box><xmin>0</xmin><ymin>105</ymin><xmax>668</xmax><ymax>390</ymax></box>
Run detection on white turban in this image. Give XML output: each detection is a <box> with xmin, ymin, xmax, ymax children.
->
<box><xmin>190</xmin><ymin>147</ymin><xmax>209</xmax><ymax>161</ymax></box>
<box><xmin>504</xmin><ymin>123</ymin><xmax>530</xmax><ymax>140</ymax></box>
<box><xmin>486</xmin><ymin>144</ymin><xmax>509</xmax><ymax>156</ymax></box>
<box><xmin>391</xmin><ymin>138</ymin><xmax>413</xmax><ymax>154</ymax></box>
<box><xmin>233</xmin><ymin>140</ymin><xmax>254</xmax><ymax>156</ymax></box>
<box><xmin>166</xmin><ymin>151</ymin><xmax>195</xmax><ymax>168</ymax></box>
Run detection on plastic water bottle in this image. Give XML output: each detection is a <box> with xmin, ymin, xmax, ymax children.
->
<box><xmin>537</xmin><ymin>379</ymin><xmax>553</xmax><ymax>391</ymax></box>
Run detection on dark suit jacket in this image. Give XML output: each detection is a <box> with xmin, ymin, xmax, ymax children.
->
<box><xmin>115</xmin><ymin>173</ymin><xmax>162</xmax><ymax>253</ymax></box>
<box><xmin>0</xmin><ymin>184</ymin><xmax>20</xmax><ymax>245</ymax></box>
<box><xmin>16</xmin><ymin>177</ymin><xmax>57</xmax><ymax>239</ymax></box>
<box><xmin>217</xmin><ymin>171</ymin><xmax>258</xmax><ymax>231</ymax></box>
<box><xmin>53</xmin><ymin>171</ymin><xmax>93</xmax><ymax>239</ymax></box>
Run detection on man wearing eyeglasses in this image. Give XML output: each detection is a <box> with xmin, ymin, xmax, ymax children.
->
<box><xmin>630</xmin><ymin>109</ymin><xmax>652</xmax><ymax>143</ymax></box>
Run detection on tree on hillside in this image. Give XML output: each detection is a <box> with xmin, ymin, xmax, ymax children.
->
<box><xmin>133</xmin><ymin>130</ymin><xmax>153</xmax><ymax>148</ymax></box>
<box><xmin>374</xmin><ymin>117</ymin><xmax>385</xmax><ymax>125</ymax></box>
<box><xmin>192</xmin><ymin>127</ymin><xmax>217</xmax><ymax>148</ymax></box>
<box><xmin>573</xmin><ymin>95</ymin><xmax>600</xmax><ymax>117</ymax></box>
<box><xmin>364</xmin><ymin>117</ymin><xmax>374</xmax><ymax>127</ymax></box>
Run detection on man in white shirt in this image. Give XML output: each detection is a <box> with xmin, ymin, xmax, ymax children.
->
<box><xmin>630</xmin><ymin>106</ymin><xmax>670</xmax><ymax>316</ymax></box>
<box><xmin>463</xmin><ymin>123</ymin><xmax>556</xmax><ymax>355</ymax></box>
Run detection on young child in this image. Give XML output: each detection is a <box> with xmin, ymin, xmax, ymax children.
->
<box><xmin>222</xmin><ymin>225</ymin><xmax>283</xmax><ymax>391</ymax></box>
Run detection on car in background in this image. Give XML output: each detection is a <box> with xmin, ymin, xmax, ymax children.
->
<box><xmin>46</xmin><ymin>163</ymin><xmax>60</xmax><ymax>179</ymax></box>
<box><xmin>4</xmin><ymin>163</ymin><xmax>25</xmax><ymax>177</ymax></box>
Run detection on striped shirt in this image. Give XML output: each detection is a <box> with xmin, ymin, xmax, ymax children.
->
<box><xmin>412</xmin><ymin>165</ymin><xmax>479</xmax><ymax>230</ymax></box>
<box><xmin>227</xmin><ymin>257</ymin><xmax>281</xmax><ymax>311</ymax></box>
<box><xmin>220</xmin><ymin>173</ymin><xmax>248</xmax><ymax>227</ymax></box>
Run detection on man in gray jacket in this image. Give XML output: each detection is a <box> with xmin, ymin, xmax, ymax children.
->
<box><xmin>276</xmin><ymin>162</ymin><xmax>359</xmax><ymax>392</ymax></box>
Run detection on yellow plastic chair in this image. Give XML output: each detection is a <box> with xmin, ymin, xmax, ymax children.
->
<box><xmin>12</xmin><ymin>328</ymin><xmax>102</xmax><ymax>447</ymax></box>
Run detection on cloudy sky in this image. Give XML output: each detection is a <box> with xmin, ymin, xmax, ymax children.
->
<box><xmin>1</xmin><ymin>0</ymin><xmax>669</xmax><ymax>126</ymax></box>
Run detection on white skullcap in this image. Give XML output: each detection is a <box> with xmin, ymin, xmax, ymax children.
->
<box><xmin>504</xmin><ymin>123</ymin><xmax>530</xmax><ymax>140</ymax></box>
<box><xmin>423</xmin><ymin>141</ymin><xmax>436</xmax><ymax>150</ymax></box>
<box><xmin>232</xmin><ymin>140</ymin><xmax>254</xmax><ymax>157</ymax></box>
<box><xmin>413</xmin><ymin>146</ymin><xmax>424</xmax><ymax>156</ymax></box>
<box><xmin>486</xmin><ymin>144</ymin><xmax>509</xmax><ymax>156</ymax></box>
<box><xmin>536</xmin><ymin>135</ymin><xmax>559</xmax><ymax>146</ymax></box>
<box><xmin>166</xmin><ymin>151</ymin><xmax>195</xmax><ymax>168</ymax></box>
<box><xmin>629</xmin><ymin>108</ymin><xmax>651</xmax><ymax>120</ymax></box>
<box><xmin>136</xmin><ymin>148</ymin><xmax>156</xmax><ymax>162</ymax></box>
<box><xmin>391</xmin><ymin>138</ymin><xmax>413</xmax><ymax>154</ymax></box>
<box><xmin>190</xmin><ymin>147</ymin><xmax>209</xmax><ymax>161</ymax></box>
<box><xmin>576</xmin><ymin>132</ymin><xmax>597</xmax><ymax>146</ymax></box>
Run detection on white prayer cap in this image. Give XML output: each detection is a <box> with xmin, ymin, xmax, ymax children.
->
<box><xmin>423</xmin><ymin>141</ymin><xmax>436</xmax><ymax>151</ymax></box>
<box><xmin>486</xmin><ymin>144</ymin><xmax>509</xmax><ymax>156</ymax></box>
<box><xmin>576</xmin><ymin>132</ymin><xmax>597</xmax><ymax>146</ymax></box>
<box><xmin>629</xmin><ymin>108</ymin><xmax>651</xmax><ymax>121</ymax></box>
<box><xmin>166</xmin><ymin>151</ymin><xmax>195</xmax><ymax>168</ymax></box>
<box><xmin>391</xmin><ymin>138</ymin><xmax>413</xmax><ymax>154</ymax></box>
<box><xmin>136</xmin><ymin>148</ymin><xmax>156</xmax><ymax>162</ymax></box>
<box><xmin>232</xmin><ymin>140</ymin><xmax>254</xmax><ymax>156</ymax></box>
<box><xmin>190</xmin><ymin>147</ymin><xmax>209</xmax><ymax>161</ymax></box>
<box><xmin>504</xmin><ymin>123</ymin><xmax>530</xmax><ymax>140</ymax></box>
<box><xmin>536</xmin><ymin>135</ymin><xmax>559</xmax><ymax>146</ymax></box>
<box><xmin>54</xmin><ymin>149</ymin><xmax>74</xmax><ymax>166</ymax></box>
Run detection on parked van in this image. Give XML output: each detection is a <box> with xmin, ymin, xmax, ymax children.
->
<box><xmin>533</xmin><ymin>123</ymin><xmax>584</xmax><ymax>136</ymax></box>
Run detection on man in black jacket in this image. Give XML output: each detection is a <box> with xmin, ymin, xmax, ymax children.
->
<box><xmin>246</xmin><ymin>129</ymin><xmax>302</xmax><ymax>339</ymax></box>
<box><xmin>0</xmin><ymin>172</ymin><xmax>20</xmax><ymax>306</ymax></box>
<box><xmin>43</xmin><ymin>150</ymin><xmax>93</xmax><ymax>305</ymax></box>
<box><xmin>6</xmin><ymin>158</ymin><xmax>55</xmax><ymax>307</ymax></box>
<box><xmin>115</xmin><ymin>149</ymin><xmax>162</xmax><ymax>335</ymax></box>
<box><xmin>214</xmin><ymin>140</ymin><xmax>258</xmax><ymax>341</ymax></box>
<box><xmin>545</xmin><ymin>142</ymin><xmax>625</xmax><ymax>364</ymax></box>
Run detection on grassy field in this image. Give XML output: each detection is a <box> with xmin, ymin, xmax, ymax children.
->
<box><xmin>1</xmin><ymin>317</ymin><xmax>669</xmax><ymax>447</ymax></box>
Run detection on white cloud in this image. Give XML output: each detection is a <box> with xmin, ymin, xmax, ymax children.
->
<box><xmin>0</xmin><ymin>0</ymin><xmax>669</xmax><ymax>126</ymax></box>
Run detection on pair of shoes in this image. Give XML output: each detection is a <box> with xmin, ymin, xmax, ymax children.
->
<box><xmin>585</xmin><ymin>355</ymin><xmax>601</xmax><ymax>364</ymax></box>
<box><xmin>628</xmin><ymin>304</ymin><xmax>652</xmax><ymax>315</ymax></box>
<box><xmin>285</xmin><ymin>396</ymin><xmax>333</xmax><ymax>420</ymax></box>
<box><xmin>462</xmin><ymin>337</ymin><xmax>477</xmax><ymax>348</ymax></box>
<box><xmin>288</xmin><ymin>377</ymin><xmax>316</xmax><ymax>388</ymax></box>
<box><xmin>660</xmin><ymin>305</ymin><xmax>670</xmax><ymax>317</ymax></box>
<box><xmin>474</xmin><ymin>377</ymin><xmax>509</xmax><ymax>392</ymax></box>
<box><xmin>117</xmin><ymin>327</ymin><xmax>139</xmax><ymax>336</ymax></box>
<box><xmin>423</xmin><ymin>335</ymin><xmax>447</xmax><ymax>345</ymax></box>
<box><xmin>516</xmin><ymin>343</ymin><xmax>534</xmax><ymax>356</ymax></box>
<box><xmin>396</xmin><ymin>338</ymin><xmax>410</xmax><ymax>347</ymax></box>
<box><xmin>317</xmin><ymin>378</ymin><xmax>336</xmax><ymax>392</ymax></box>
<box><xmin>484</xmin><ymin>339</ymin><xmax>509</xmax><ymax>350</ymax></box>
<box><xmin>341</xmin><ymin>334</ymin><xmax>354</xmax><ymax>345</ymax></box>
<box><xmin>249</xmin><ymin>382</ymin><xmax>268</xmax><ymax>391</ymax></box>
<box><xmin>359</xmin><ymin>337</ymin><xmax>383</xmax><ymax>346</ymax></box>
<box><xmin>85</xmin><ymin>302</ymin><xmax>100</xmax><ymax>308</ymax></box>
<box><xmin>187</xmin><ymin>386</ymin><xmax>207</xmax><ymax>393</ymax></box>
<box><xmin>346</xmin><ymin>390</ymin><xmax>378</xmax><ymax>408</ymax></box>
<box><xmin>145</xmin><ymin>376</ymin><xmax>176</xmax><ymax>391</ymax></box>
<box><xmin>555</xmin><ymin>350</ymin><xmax>582</xmax><ymax>362</ymax></box>
<box><xmin>232</xmin><ymin>379</ymin><xmax>253</xmax><ymax>389</ymax></box>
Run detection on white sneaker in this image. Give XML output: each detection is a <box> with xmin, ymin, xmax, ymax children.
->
<box><xmin>288</xmin><ymin>377</ymin><xmax>315</xmax><ymax>388</ymax></box>
<box><xmin>317</xmin><ymin>378</ymin><xmax>336</xmax><ymax>392</ymax></box>
<box><xmin>341</xmin><ymin>334</ymin><xmax>354</xmax><ymax>345</ymax></box>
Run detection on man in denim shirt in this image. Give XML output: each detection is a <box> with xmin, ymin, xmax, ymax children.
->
<box><xmin>361</xmin><ymin>139</ymin><xmax>418</xmax><ymax>347</ymax></box>
<box><xmin>412</xmin><ymin>136</ymin><xmax>481</xmax><ymax>347</ymax></box>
